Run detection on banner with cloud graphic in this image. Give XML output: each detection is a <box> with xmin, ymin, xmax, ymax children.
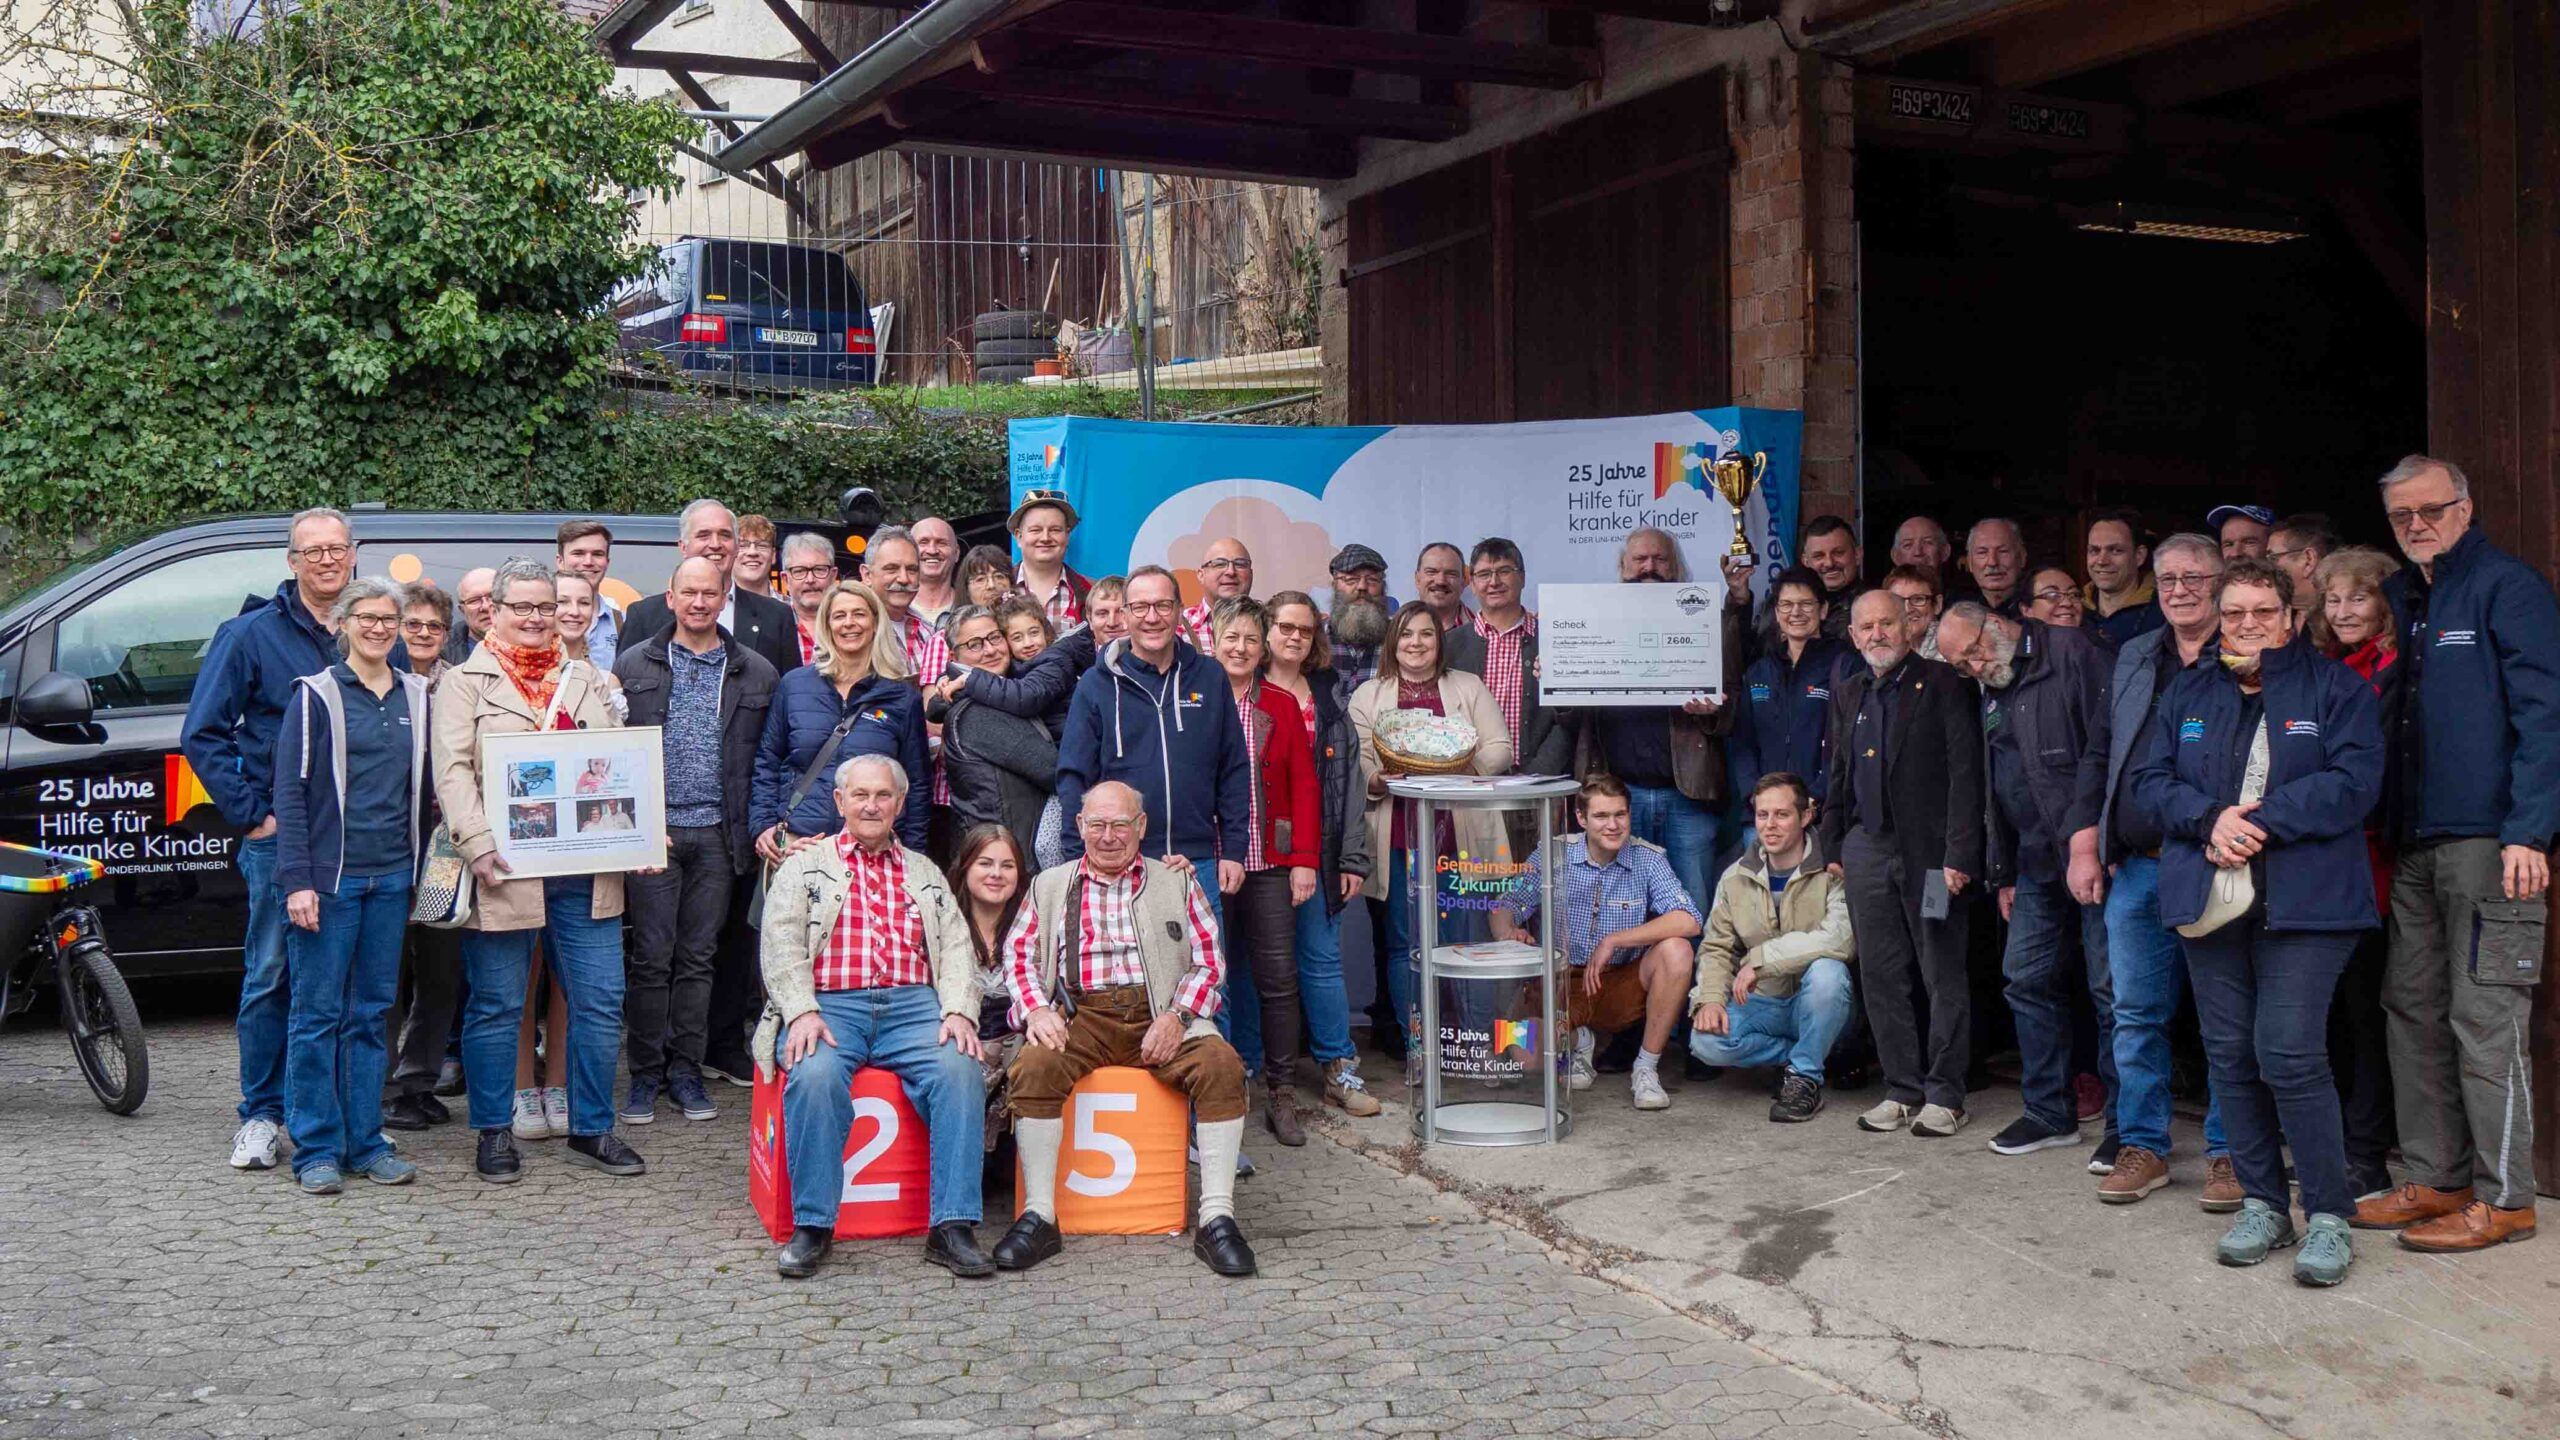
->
<box><xmin>1006</xmin><ymin>408</ymin><xmax>1802</xmax><ymax>604</ymax></box>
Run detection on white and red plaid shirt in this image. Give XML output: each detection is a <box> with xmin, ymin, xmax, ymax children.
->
<box><xmin>1229</xmin><ymin>691</ymin><xmax>1267</xmax><ymax>870</ymax></box>
<box><xmin>1180</xmin><ymin>598</ymin><xmax>1220</xmax><ymax>652</ymax></box>
<box><xmin>1002</xmin><ymin>859</ymin><xmax>1224</xmax><ymax>1024</ymax></box>
<box><xmin>1014</xmin><ymin>564</ymin><xmax>1082</xmax><ymax>628</ymax></box>
<box><xmin>899</xmin><ymin>612</ymin><xmax>953</xmax><ymax>803</ymax></box>
<box><xmin>811</xmin><ymin>835</ymin><xmax>929</xmax><ymax>992</ymax></box>
<box><xmin>1471</xmin><ymin>608</ymin><xmax>1536</xmax><ymax>755</ymax></box>
<box><xmin>794</xmin><ymin>616</ymin><xmax>818</xmax><ymax>667</ymax></box>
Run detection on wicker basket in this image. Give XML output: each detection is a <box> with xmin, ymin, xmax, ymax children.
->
<box><xmin>1372</xmin><ymin>735</ymin><xmax>1479</xmax><ymax>776</ymax></box>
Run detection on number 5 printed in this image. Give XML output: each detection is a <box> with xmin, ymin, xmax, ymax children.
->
<box><xmin>1065</xmin><ymin>1091</ymin><xmax>1137</xmax><ymax>1197</ymax></box>
<box><xmin>840</xmin><ymin>1096</ymin><xmax>901</xmax><ymax>1204</ymax></box>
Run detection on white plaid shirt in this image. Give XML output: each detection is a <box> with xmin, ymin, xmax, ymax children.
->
<box><xmin>1471</xmin><ymin>608</ymin><xmax>1536</xmax><ymax>754</ymax></box>
<box><xmin>899</xmin><ymin>612</ymin><xmax>952</xmax><ymax>804</ymax></box>
<box><xmin>1001</xmin><ymin>860</ymin><xmax>1225</xmax><ymax>1024</ymax></box>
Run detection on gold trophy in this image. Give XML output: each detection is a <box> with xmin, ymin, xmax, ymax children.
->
<box><xmin>1710</xmin><ymin>450</ymin><xmax>1769</xmax><ymax>559</ymax></box>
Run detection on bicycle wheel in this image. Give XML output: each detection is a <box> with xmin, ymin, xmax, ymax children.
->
<box><xmin>61</xmin><ymin>944</ymin><xmax>148</xmax><ymax>1115</ymax></box>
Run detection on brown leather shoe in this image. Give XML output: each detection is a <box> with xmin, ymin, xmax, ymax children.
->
<box><xmin>2399</xmin><ymin>1201</ymin><xmax>2536</xmax><ymax>1252</ymax></box>
<box><xmin>2097</xmin><ymin>1145</ymin><xmax>2170</xmax><ymax>1204</ymax></box>
<box><xmin>2198</xmin><ymin>1155</ymin><xmax>2244</xmax><ymax>1213</ymax></box>
<box><xmin>2350</xmin><ymin>1181</ymin><xmax>2473</xmax><ymax>1231</ymax></box>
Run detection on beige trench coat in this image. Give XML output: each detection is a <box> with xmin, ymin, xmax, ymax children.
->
<box><xmin>430</xmin><ymin>649</ymin><xmax>626</xmax><ymax>932</ymax></box>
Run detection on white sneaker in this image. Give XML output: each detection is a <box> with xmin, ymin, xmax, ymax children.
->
<box><xmin>511</xmin><ymin>1088</ymin><xmax>548</xmax><ymax>1140</ymax></box>
<box><xmin>229</xmin><ymin>1117</ymin><xmax>282</xmax><ymax>1170</ymax></box>
<box><xmin>1857</xmin><ymin>1099</ymin><xmax>1913</xmax><ymax>1132</ymax></box>
<box><xmin>1630</xmin><ymin>1067</ymin><xmax>1670</xmax><ymax>1111</ymax></box>
<box><xmin>543</xmin><ymin>1086</ymin><xmax>570</xmax><ymax>1139</ymax></box>
<box><xmin>1568</xmin><ymin>1027</ymin><xmax>1596</xmax><ymax>1092</ymax></box>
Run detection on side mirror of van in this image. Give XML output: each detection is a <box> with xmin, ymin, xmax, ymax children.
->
<box><xmin>18</xmin><ymin>671</ymin><xmax>95</xmax><ymax>727</ymax></box>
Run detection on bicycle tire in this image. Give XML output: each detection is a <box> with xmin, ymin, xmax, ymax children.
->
<box><xmin>62</xmin><ymin>943</ymin><xmax>147</xmax><ymax>1115</ymax></box>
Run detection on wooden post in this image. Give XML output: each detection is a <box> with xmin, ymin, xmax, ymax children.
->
<box><xmin>2422</xmin><ymin>0</ymin><xmax>2560</xmax><ymax>1197</ymax></box>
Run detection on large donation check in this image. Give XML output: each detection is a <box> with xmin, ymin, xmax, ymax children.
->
<box><xmin>1536</xmin><ymin>582</ymin><xmax>1727</xmax><ymax>707</ymax></box>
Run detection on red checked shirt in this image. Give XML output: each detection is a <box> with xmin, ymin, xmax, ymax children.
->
<box><xmin>1180</xmin><ymin>598</ymin><xmax>1219</xmax><ymax>652</ymax></box>
<box><xmin>899</xmin><ymin>612</ymin><xmax>953</xmax><ymax>803</ymax></box>
<box><xmin>1015</xmin><ymin>564</ymin><xmax>1082</xmax><ymax>628</ymax></box>
<box><xmin>811</xmin><ymin>835</ymin><xmax>930</xmax><ymax>992</ymax></box>
<box><xmin>1229</xmin><ymin>691</ymin><xmax>1268</xmax><ymax>870</ymax></box>
<box><xmin>1001</xmin><ymin>859</ymin><xmax>1225</xmax><ymax>1024</ymax></box>
<box><xmin>1471</xmin><ymin>608</ymin><xmax>1536</xmax><ymax>754</ymax></box>
<box><xmin>795</xmin><ymin>617</ymin><xmax>817</xmax><ymax>667</ymax></box>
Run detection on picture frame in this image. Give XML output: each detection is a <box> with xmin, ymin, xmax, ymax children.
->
<box><xmin>478</xmin><ymin>726</ymin><xmax>667</xmax><ymax>878</ymax></box>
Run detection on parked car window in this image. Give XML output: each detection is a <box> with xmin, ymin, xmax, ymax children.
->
<box><xmin>700</xmin><ymin>241</ymin><xmax>855</xmax><ymax>313</ymax></box>
<box><xmin>54</xmin><ymin>547</ymin><xmax>288</xmax><ymax>712</ymax></box>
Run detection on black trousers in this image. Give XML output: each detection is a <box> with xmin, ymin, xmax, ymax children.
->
<box><xmin>387</xmin><ymin>923</ymin><xmax>463</xmax><ymax>1097</ymax></box>
<box><xmin>1226</xmin><ymin>868</ymin><xmax>1302</xmax><ymax>1084</ymax></box>
<box><xmin>705</xmin><ymin>863</ymin><xmax>766</xmax><ymax>1072</ymax></box>
<box><xmin>623</xmin><ymin>825</ymin><xmax>734</xmax><ymax>1081</ymax></box>
<box><xmin>1842</xmin><ymin>827</ymin><xmax>1973</xmax><ymax>1111</ymax></box>
<box><xmin>2329</xmin><ymin>925</ymin><xmax>2397</xmax><ymax>1181</ymax></box>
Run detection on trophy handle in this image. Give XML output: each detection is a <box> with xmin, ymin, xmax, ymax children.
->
<box><xmin>1748</xmin><ymin>451</ymin><xmax>1770</xmax><ymax>483</ymax></box>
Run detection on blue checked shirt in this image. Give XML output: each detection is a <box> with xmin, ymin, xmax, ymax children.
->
<box><xmin>1499</xmin><ymin>835</ymin><xmax>1702</xmax><ymax>968</ymax></box>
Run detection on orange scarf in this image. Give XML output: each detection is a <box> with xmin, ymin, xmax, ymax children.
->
<box><xmin>488</xmin><ymin>640</ymin><xmax>564</xmax><ymax>719</ymax></box>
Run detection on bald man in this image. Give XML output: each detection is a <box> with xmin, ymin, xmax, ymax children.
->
<box><xmin>1181</xmin><ymin>538</ymin><xmax>1255</xmax><ymax>650</ymax></box>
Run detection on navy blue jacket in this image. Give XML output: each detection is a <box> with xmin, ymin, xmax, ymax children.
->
<box><xmin>2384</xmin><ymin>527</ymin><xmax>2560</xmax><ymax>849</ymax></box>
<box><xmin>2131</xmin><ymin>638</ymin><xmax>2382</xmax><ymax>933</ymax></box>
<box><xmin>1055</xmin><ymin>636</ymin><xmax>1249</xmax><ymax>866</ymax></box>
<box><xmin>1729</xmin><ymin>636</ymin><xmax>1844</xmax><ymax>803</ymax></box>
<box><xmin>183</xmin><ymin>581</ymin><xmax>406</xmax><ymax>830</ymax></box>
<box><xmin>1980</xmin><ymin>620</ymin><xmax>2112</xmax><ymax>886</ymax></box>
<box><xmin>751</xmin><ymin>668</ymin><xmax>929</xmax><ymax>846</ymax></box>
<box><xmin>271</xmin><ymin>667</ymin><xmax>431</xmax><ymax>898</ymax></box>
<box><xmin>956</xmin><ymin>625</ymin><xmax>1091</xmax><ymax>733</ymax></box>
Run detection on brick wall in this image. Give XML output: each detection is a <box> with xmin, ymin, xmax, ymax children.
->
<box><xmin>1728</xmin><ymin>51</ymin><xmax>1859</xmax><ymax>531</ymax></box>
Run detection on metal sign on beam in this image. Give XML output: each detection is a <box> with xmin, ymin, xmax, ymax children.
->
<box><xmin>1855</xmin><ymin>75</ymin><xmax>2131</xmax><ymax>153</ymax></box>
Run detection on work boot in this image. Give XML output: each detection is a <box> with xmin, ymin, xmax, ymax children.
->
<box><xmin>2351</xmin><ymin>1181</ymin><xmax>2473</xmax><ymax>1231</ymax></box>
<box><xmin>2398</xmin><ymin>1201</ymin><xmax>2537</xmax><ymax>1253</ymax></box>
<box><xmin>2198</xmin><ymin>1155</ymin><xmax>2244</xmax><ymax>1213</ymax></box>
<box><xmin>1264</xmin><ymin>1079</ymin><xmax>1307</xmax><ymax>1147</ymax></box>
<box><xmin>1322</xmin><ymin>1058</ymin><xmax>1382</xmax><ymax>1117</ymax></box>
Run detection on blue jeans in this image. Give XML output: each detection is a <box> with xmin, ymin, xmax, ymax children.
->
<box><xmin>1624</xmin><ymin>783</ymin><xmax>1717</xmax><ymax>917</ymax></box>
<box><xmin>2002</xmin><ymin>873</ymin><xmax>2114</xmax><ymax>1133</ymax></box>
<box><xmin>283</xmin><ymin>870</ymin><xmax>411</xmax><ymax>1176</ymax></box>
<box><xmin>2106</xmin><ymin>856</ymin><xmax>2226</xmax><ymax>1156</ymax></box>
<box><xmin>235</xmin><ymin>835</ymin><xmax>290</xmax><ymax>1124</ymax></box>
<box><xmin>459</xmin><ymin>878</ymin><xmax>625</xmax><ymax>1136</ymax></box>
<box><xmin>775</xmin><ymin>985</ymin><xmax>985</xmax><ymax>1228</ymax></box>
<box><xmin>1295</xmin><ymin>898</ymin><xmax>1355</xmax><ymax>1065</ymax></box>
<box><xmin>1688</xmin><ymin>957</ymin><xmax>1855</xmax><ymax>1082</ymax></box>
<box><xmin>2182</xmin><ymin>923</ymin><xmax>2357</xmax><ymax>1221</ymax></box>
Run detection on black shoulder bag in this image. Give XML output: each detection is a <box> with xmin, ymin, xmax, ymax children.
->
<box><xmin>746</xmin><ymin>709</ymin><xmax>865</xmax><ymax>929</ymax></box>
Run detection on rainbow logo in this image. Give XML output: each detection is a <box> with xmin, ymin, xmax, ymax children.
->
<box><xmin>1653</xmin><ymin>441</ymin><xmax>1713</xmax><ymax>498</ymax></box>
<box><xmin>1493</xmin><ymin>1018</ymin><xmax>1537</xmax><ymax>1053</ymax></box>
<box><xmin>1042</xmin><ymin>443</ymin><xmax>1064</xmax><ymax>472</ymax></box>
<box><xmin>163</xmin><ymin>754</ymin><xmax>214</xmax><ymax>825</ymax></box>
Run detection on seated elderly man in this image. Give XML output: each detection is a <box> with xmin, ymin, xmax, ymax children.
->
<box><xmin>995</xmin><ymin>781</ymin><xmax>1257</xmax><ymax>1278</ymax></box>
<box><xmin>1490</xmin><ymin>774</ymin><xmax>1704</xmax><ymax>1111</ymax></box>
<box><xmin>1690</xmin><ymin>772</ymin><xmax>1858</xmax><ymax>1122</ymax></box>
<box><xmin>755</xmin><ymin>754</ymin><xmax>992</xmax><ymax>1281</ymax></box>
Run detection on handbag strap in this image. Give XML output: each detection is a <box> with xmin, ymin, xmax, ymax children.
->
<box><xmin>778</xmin><ymin>708</ymin><xmax>865</xmax><ymax>835</ymax></box>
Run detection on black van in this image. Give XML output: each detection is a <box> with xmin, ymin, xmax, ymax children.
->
<box><xmin>0</xmin><ymin>511</ymin><xmax>693</xmax><ymax>979</ymax></box>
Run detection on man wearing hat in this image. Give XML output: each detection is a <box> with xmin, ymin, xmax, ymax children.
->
<box><xmin>2209</xmin><ymin>504</ymin><xmax>2275</xmax><ymax>562</ymax></box>
<box><xmin>1325</xmin><ymin>543</ymin><xmax>1398</xmax><ymax>701</ymax></box>
<box><xmin>1010</xmin><ymin>489</ymin><xmax>1091</xmax><ymax>630</ymax></box>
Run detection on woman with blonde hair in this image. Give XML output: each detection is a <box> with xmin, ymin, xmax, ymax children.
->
<box><xmin>753</xmin><ymin>579</ymin><xmax>928</xmax><ymax>856</ymax></box>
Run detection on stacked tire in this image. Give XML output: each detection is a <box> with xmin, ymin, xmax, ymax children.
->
<box><xmin>973</xmin><ymin>308</ymin><xmax>1059</xmax><ymax>384</ymax></box>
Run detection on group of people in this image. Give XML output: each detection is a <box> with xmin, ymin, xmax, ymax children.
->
<box><xmin>181</xmin><ymin>454</ymin><xmax>2549</xmax><ymax>1289</ymax></box>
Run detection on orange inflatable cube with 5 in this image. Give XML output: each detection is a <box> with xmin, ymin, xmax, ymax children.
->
<box><xmin>748</xmin><ymin>1064</ymin><xmax>932</xmax><ymax>1243</ymax></box>
<box><xmin>1016</xmin><ymin>1065</ymin><xmax>1189</xmax><ymax>1235</ymax></box>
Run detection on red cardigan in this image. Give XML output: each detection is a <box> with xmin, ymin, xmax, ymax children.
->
<box><xmin>1241</xmin><ymin>681</ymin><xmax>1321</xmax><ymax>869</ymax></box>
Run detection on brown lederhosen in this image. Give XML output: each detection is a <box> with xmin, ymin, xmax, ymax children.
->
<box><xmin>1563</xmin><ymin>961</ymin><xmax>1653</xmax><ymax>1036</ymax></box>
<box><xmin>1008</xmin><ymin>987</ymin><xmax>1249</xmax><ymax>1122</ymax></box>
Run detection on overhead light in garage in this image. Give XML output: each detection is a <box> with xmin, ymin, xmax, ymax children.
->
<box><xmin>2069</xmin><ymin>201</ymin><xmax>2307</xmax><ymax>245</ymax></box>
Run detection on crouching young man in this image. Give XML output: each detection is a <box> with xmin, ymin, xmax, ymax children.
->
<box><xmin>1490</xmin><ymin>774</ymin><xmax>1704</xmax><ymax>1110</ymax></box>
<box><xmin>1690</xmin><ymin>773</ymin><xmax>1858</xmax><ymax>1122</ymax></box>
<box><xmin>756</xmin><ymin>754</ymin><xmax>992</xmax><ymax>1281</ymax></box>
<box><xmin>995</xmin><ymin>782</ymin><xmax>1260</xmax><ymax>1277</ymax></box>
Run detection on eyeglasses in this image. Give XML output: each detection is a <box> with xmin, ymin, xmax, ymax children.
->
<box><xmin>956</xmin><ymin>633</ymin><xmax>1007</xmax><ymax>654</ymax></box>
<box><xmin>292</xmin><ymin>543</ymin><xmax>353</xmax><ymax>563</ymax></box>
<box><xmin>2385</xmin><ymin>498</ymin><xmax>2464</xmax><ymax>532</ymax></box>
<box><xmin>782</xmin><ymin>564</ymin><xmax>837</xmax><ymax>582</ymax></box>
<box><xmin>1125</xmin><ymin>600</ymin><xmax>1177</xmax><ymax>617</ymax></box>
<box><xmin>1271</xmin><ymin>621</ymin><xmax>1314</xmax><ymax>639</ymax></box>
<box><xmin>401</xmin><ymin>619</ymin><xmax>449</xmax><ymax>636</ymax></box>
<box><xmin>2220</xmin><ymin>604</ymin><xmax>2288</xmax><ymax>626</ymax></box>
<box><xmin>1079</xmin><ymin>817</ymin><xmax>1139</xmax><ymax>835</ymax></box>
<box><xmin>2264</xmin><ymin>545</ymin><xmax>2313</xmax><ymax>563</ymax></box>
<box><xmin>1198</xmin><ymin>557</ymin><xmax>1250</xmax><ymax>573</ymax></box>
<box><xmin>1773</xmin><ymin>599</ymin><xmax>1820</xmax><ymax>615</ymax></box>
<box><xmin>2156</xmin><ymin>571</ymin><xmax>2221</xmax><ymax>593</ymax></box>
<box><xmin>2030</xmin><ymin>587</ymin><xmax>2076</xmax><ymax>605</ymax></box>
<box><xmin>1469</xmin><ymin>565</ymin><xmax>1522</xmax><ymax>583</ymax></box>
<box><xmin>347</xmin><ymin>613</ymin><xmax>401</xmax><ymax>632</ymax></box>
<box><xmin>1894</xmin><ymin>595</ymin><xmax>1937</xmax><ymax>613</ymax></box>
<box><xmin>500</xmin><ymin>601</ymin><xmax>560</xmax><ymax>619</ymax></box>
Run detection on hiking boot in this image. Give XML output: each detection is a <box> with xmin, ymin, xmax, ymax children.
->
<box><xmin>1264</xmin><ymin>1080</ymin><xmax>1307</xmax><ymax>1147</ymax></box>
<box><xmin>2294</xmin><ymin>1214</ymin><xmax>2354</xmax><ymax>1286</ymax></box>
<box><xmin>1770</xmin><ymin>1069</ymin><xmax>1824</xmax><ymax>1123</ymax></box>
<box><xmin>1988</xmin><ymin>1115</ymin><xmax>2081</xmax><ymax>1156</ymax></box>
<box><xmin>2216</xmin><ymin>1198</ymin><xmax>2300</xmax><ymax>1266</ymax></box>
<box><xmin>1322</xmin><ymin>1058</ymin><xmax>1382</xmax><ymax>1117</ymax></box>
<box><xmin>1857</xmin><ymin>1099</ymin><xmax>1912</xmax><ymax>1132</ymax></box>
<box><xmin>2398</xmin><ymin>1201</ymin><xmax>2537</xmax><ymax>1253</ymax></box>
<box><xmin>1911</xmin><ymin>1104</ymin><xmax>1968</xmax><ymax>1138</ymax></box>
<box><xmin>2351</xmin><ymin>1181</ymin><xmax>2473</xmax><ymax>1231</ymax></box>
<box><xmin>2199</xmin><ymin>1155</ymin><xmax>2244</xmax><ymax>1213</ymax></box>
<box><xmin>2097</xmin><ymin>1146</ymin><xmax>2170</xmax><ymax>1204</ymax></box>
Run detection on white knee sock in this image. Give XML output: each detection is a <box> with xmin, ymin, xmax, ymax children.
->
<box><xmin>1194</xmin><ymin>1117</ymin><xmax>1246</xmax><ymax>1223</ymax></box>
<box><xmin>1015</xmin><ymin>1116</ymin><xmax>1062</xmax><ymax>1220</ymax></box>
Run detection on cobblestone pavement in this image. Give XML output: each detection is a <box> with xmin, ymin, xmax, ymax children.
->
<box><xmin>0</xmin><ymin>1016</ymin><xmax>1915</xmax><ymax>1439</ymax></box>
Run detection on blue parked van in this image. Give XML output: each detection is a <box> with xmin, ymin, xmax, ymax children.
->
<box><xmin>613</xmin><ymin>237</ymin><xmax>878</xmax><ymax>390</ymax></box>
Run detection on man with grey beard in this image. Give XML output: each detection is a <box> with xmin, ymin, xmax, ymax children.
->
<box><xmin>1326</xmin><ymin>543</ymin><xmax>1396</xmax><ymax>706</ymax></box>
<box><xmin>1933</xmin><ymin>601</ymin><xmax>2114</xmax><ymax>1165</ymax></box>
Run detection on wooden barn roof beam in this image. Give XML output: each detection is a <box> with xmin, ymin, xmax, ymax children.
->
<box><xmin>2123</xmin><ymin>0</ymin><xmax>2418</xmax><ymax>110</ymax></box>
<box><xmin>941</xmin><ymin>53</ymin><xmax>1467</xmax><ymax>141</ymax></box>
<box><xmin>1010</xmin><ymin>3</ymin><xmax>1601</xmax><ymax>89</ymax></box>
<box><xmin>1980</xmin><ymin>0</ymin><xmax>2323</xmax><ymax>91</ymax></box>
